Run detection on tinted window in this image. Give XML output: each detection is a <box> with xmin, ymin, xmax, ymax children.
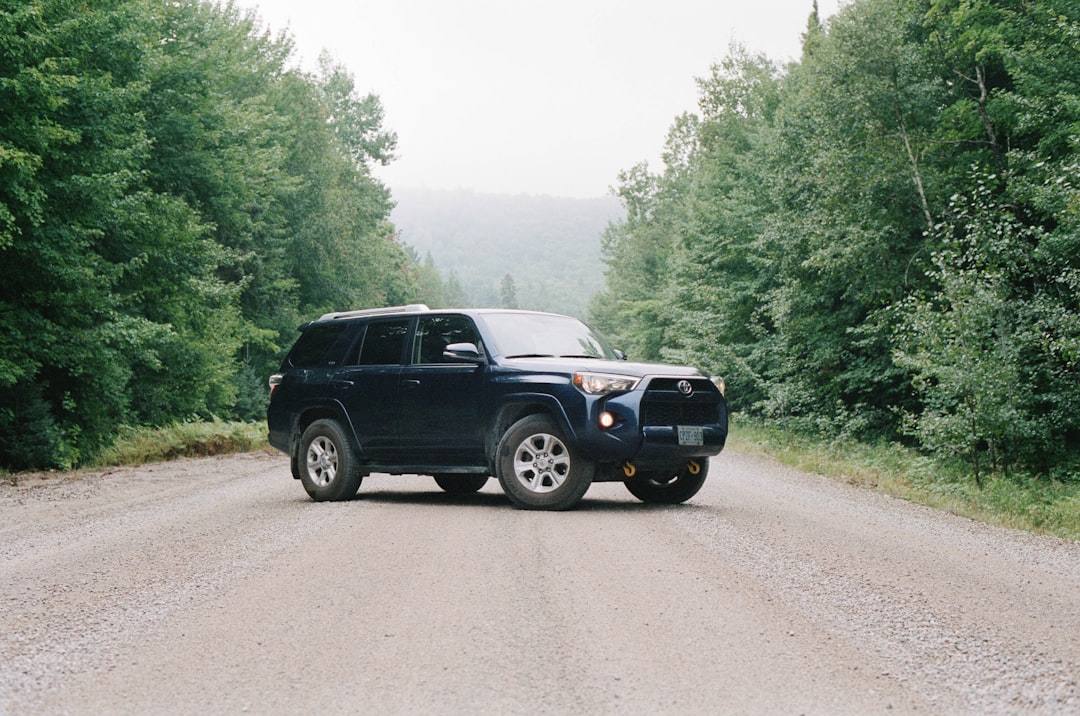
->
<box><xmin>288</xmin><ymin>323</ymin><xmax>349</xmax><ymax>367</ymax></box>
<box><xmin>413</xmin><ymin>315</ymin><xmax>482</xmax><ymax>364</ymax></box>
<box><xmin>355</xmin><ymin>319</ymin><xmax>409</xmax><ymax>365</ymax></box>
<box><xmin>480</xmin><ymin>313</ymin><xmax>618</xmax><ymax>359</ymax></box>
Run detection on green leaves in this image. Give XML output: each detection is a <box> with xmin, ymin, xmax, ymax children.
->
<box><xmin>0</xmin><ymin>0</ymin><xmax>416</xmax><ymax>469</ymax></box>
<box><xmin>594</xmin><ymin>0</ymin><xmax>1080</xmax><ymax>482</ymax></box>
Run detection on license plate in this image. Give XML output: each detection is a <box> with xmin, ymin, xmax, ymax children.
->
<box><xmin>677</xmin><ymin>425</ymin><xmax>703</xmax><ymax>446</ymax></box>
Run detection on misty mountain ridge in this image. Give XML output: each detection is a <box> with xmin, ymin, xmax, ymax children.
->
<box><xmin>391</xmin><ymin>187</ymin><xmax>624</xmax><ymax>318</ymax></box>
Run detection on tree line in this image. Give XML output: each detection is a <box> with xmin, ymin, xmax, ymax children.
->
<box><xmin>0</xmin><ymin>0</ymin><xmax>434</xmax><ymax>470</ymax></box>
<box><xmin>590</xmin><ymin>0</ymin><xmax>1080</xmax><ymax>483</ymax></box>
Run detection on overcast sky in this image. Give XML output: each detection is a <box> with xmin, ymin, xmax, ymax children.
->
<box><xmin>233</xmin><ymin>0</ymin><xmax>843</xmax><ymax>198</ymax></box>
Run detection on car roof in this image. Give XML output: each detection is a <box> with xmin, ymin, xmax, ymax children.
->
<box><xmin>317</xmin><ymin>303</ymin><xmax>431</xmax><ymax>321</ymax></box>
<box><xmin>313</xmin><ymin>305</ymin><xmax>569</xmax><ymax>324</ymax></box>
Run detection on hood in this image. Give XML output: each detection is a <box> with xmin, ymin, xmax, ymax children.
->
<box><xmin>498</xmin><ymin>356</ymin><xmax>704</xmax><ymax>379</ymax></box>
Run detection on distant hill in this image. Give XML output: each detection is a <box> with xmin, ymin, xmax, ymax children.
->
<box><xmin>391</xmin><ymin>188</ymin><xmax>624</xmax><ymax>318</ymax></box>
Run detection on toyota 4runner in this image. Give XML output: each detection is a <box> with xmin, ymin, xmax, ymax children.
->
<box><xmin>267</xmin><ymin>305</ymin><xmax>728</xmax><ymax>510</ymax></box>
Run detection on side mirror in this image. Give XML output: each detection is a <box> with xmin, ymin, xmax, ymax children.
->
<box><xmin>443</xmin><ymin>342</ymin><xmax>485</xmax><ymax>364</ymax></box>
<box><xmin>614</xmin><ymin>349</ymin><xmax>628</xmax><ymax>361</ymax></box>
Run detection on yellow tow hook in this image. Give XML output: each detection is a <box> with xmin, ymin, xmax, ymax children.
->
<box><xmin>622</xmin><ymin>462</ymin><xmax>636</xmax><ymax>478</ymax></box>
<box><xmin>687</xmin><ymin>460</ymin><xmax>701</xmax><ymax>476</ymax></box>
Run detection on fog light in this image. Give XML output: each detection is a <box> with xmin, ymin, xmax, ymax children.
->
<box><xmin>598</xmin><ymin>411</ymin><xmax>616</xmax><ymax>429</ymax></box>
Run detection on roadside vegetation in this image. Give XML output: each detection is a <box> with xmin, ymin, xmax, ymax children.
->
<box><xmin>89</xmin><ymin>420</ymin><xmax>270</xmax><ymax>468</ymax></box>
<box><xmin>729</xmin><ymin>418</ymin><xmax>1080</xmax><ymax>541</ymax></box>
<box><xmin>592</xmin><ymin>0</ymin><xmax>1080</xmax><ymax>502</ymax></box>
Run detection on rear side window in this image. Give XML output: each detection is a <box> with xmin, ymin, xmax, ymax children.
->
<box><xmin>288</xmin><ymin>323</ymin><xmax>349</xmax><ymax>368</ymax></box>
<box><xmin>355</xmin><ymin>319</ymin><xmax>410</xmax><ymax>365</ymax></box>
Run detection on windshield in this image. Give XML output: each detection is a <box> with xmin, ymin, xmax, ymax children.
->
<box><xmin>480</xmin><ymin>312</ymin><xmax>619</xmax><ymax>360</ymax></box>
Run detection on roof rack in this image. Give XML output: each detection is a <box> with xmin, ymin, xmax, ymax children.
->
<box><xmin>318</xmin><ymin>304</ymin><xmax>430</xmax><ymax>321</ymax></box>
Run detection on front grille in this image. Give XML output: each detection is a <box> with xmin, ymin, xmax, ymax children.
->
<box><xmin>639</xmin><ymin>376</ymin><xmax>721</xmax><ymax>427</ymax></box>
<box><xmin>647</xmin><ymin>377</ymin><xmax>714</xmax><ymax>393</ymax></box>
<box><xmin>641</xmin><ymin>402</ymin><xmax>718</xmax><ymax>427</ymax></box>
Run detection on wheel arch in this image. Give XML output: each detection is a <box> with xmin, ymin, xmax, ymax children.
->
<box><xmin>486</xmin><ymin>395</ymin><xmax>575</xmax><ymax>465</ymax></box>
<box><xmin>291</xmin><ymin>403</ymin><xmax>360</xmax><ymax>461</ymax></box>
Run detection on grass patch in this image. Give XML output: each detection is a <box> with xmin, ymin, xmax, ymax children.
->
<box><xmin>728</xmin><ymin>416</ymin><xmax>1080</xmax><ymax>541</ymax></box>
<box><xmin>90</xmin><ymin>419</ymin><xmax>271</xmax><ymax>468</ymax></box>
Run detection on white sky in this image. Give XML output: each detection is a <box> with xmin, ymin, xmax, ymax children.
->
<box><xmin>233</xmin><ymin>0</ymin><xmax>843</xmax><ymax>198</ymax></box>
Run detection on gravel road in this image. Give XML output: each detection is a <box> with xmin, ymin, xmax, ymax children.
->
<box><xmin>1</xmin><ymin>450</ymin><xmax>1078</xmax><ymax>715</ymax></box>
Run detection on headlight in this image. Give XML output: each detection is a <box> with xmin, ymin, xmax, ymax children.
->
<box><xmin>710</xmin><ymin>376</ymin><xmax>726</xmax><ymax>396</ymax></box>
<box><xmin>573</xmin><ymin>372</ymin><xmax>640</xmax><ymax>395</ymax></box>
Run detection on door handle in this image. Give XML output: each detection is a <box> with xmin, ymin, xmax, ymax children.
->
<box><xmin>330</xmin><ymin>379</ymin><xmax>354</xmax><ymax>389</ymax></box>
<box><xmin>401</xmin><ymin>379</ymin><xmax>421</xmax><ymax>388</ymax></box>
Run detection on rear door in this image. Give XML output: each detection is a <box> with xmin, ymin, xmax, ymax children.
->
<box><xmin>331</xmin><ymin>318</ymin><xmax>410</xmax><ymax>458</ymax></box>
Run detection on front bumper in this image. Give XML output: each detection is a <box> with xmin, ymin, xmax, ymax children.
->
<box><xmin>570</xmin><ymin>384</ymin><xmax>728</xmax><ymax>467</ymax></box>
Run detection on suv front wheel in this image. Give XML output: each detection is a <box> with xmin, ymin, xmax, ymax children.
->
<box><xmin>298</xmin><ymin>419</ymin><xmax>363</xmax><ymax>502</ymax></box>
<box><xmin>624</xmin><ymin>459</ymin><xmax>708</xmax><ymax>504</ymax></box>
<box><xmin>496</xmin><ymin>414</ymin><xmax>594</xmax><ymax>511</ymax></box>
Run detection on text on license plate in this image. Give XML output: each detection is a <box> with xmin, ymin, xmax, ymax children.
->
<box><xmin>677</xmin><ymin>425</ymin><xmax>703</xmax><ymax>446</ymax></box>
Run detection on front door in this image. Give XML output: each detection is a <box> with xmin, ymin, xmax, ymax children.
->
<box><xmin>396</xmin><ymin>314</ymin><xmax>487</xmax><ymax>464</ymax></box>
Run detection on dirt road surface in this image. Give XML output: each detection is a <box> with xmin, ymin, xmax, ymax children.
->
<box><xmin>2</xmin><ymin>450</ymin><xmax>1078</xmax><ymax>715</ymax></box>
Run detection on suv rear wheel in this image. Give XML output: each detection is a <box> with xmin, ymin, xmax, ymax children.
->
<box><xmin>298</xmin><ymin>419</ymin><xmax>363</xmax><ymax>502</ymax></box>
<box><xmin>496</xmin><ymin>414</ymin><xmax>594</xmax><ymax>511</ymax></box>
<box><xmin>624</xmin><ymin>459</ymin><xmax>708</xmax><ymax>504</ymax></box>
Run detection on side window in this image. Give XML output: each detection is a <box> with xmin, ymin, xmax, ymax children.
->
<box><xmin>413</xmin><ymin>315</ymin><xmax>482</xmax><ymax>364</ymax></box>
<box><xmin>288</xmin><ymin>323</ymin><xmax>349</xmax><ymax>368</ymax></box>
<box><xmin>354</xmin><ymin>319</ymin><xmax>409</xmax><ymax>365</ymax></box>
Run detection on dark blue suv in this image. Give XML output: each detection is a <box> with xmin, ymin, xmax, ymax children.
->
<box><xmin>267</xmin><ymin>305</ymin><xmax>728</xmax><ymax>510</ymax></box>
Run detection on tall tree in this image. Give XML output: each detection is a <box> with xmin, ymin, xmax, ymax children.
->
<box><xmin>896</xmin><ymin>0</ymin><xmax>1080</xmax><ymax>477</ymax></box>
<box><xmin>589</xmin><ymin>116</ymin><xmax>697</xmax><ymax>362</ymax></box>
<box><xmin>499</xmin><ymin>273</ymin><xmax>519</xmax><ymax>309</ymax></box>
<box><xmin>0</xmin><ymin>0</ymin><xmax>420</xmax><ymax>467</ymax></box>
<box><xmin>661</xmin><ymin>46</ymin><xmax>783</xmax><ymax>412</ymax></box>
<box><xmin>0</xmin><ymin>0</ymin><xmax>245</xmax><ymax>465</ymax></box>
<box><xmin>748</xmin><ymin>0</ymin><xmax>943</xmax><ymax>434</ymax></box>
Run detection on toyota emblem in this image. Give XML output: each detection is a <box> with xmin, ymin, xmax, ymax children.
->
<box><xmin>677</xmin><ymin>380</ymin><xmax>693</xmax><ymax>396</ymax></box>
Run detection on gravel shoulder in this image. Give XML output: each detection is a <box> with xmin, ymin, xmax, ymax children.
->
<box><xmin>1</xmin><ymin>450</ymin><xmax>1077</xmax><ymax>714</ymax></box>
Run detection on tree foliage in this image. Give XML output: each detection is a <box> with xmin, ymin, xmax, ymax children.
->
<box><xmin>0</xmin><ymin>0</ymin><xmax>423</xmax><ymax>469</ymax></box>
<box><xmin>593</xmin><ymin>0</ymin><xmax>1080</xmax><ymax>481</ymax></box>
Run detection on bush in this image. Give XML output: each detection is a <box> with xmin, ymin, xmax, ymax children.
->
<box><xmin>0</xmin><ymin>384</ymin><xmax>76</xmax><ymax>471</ymax></box>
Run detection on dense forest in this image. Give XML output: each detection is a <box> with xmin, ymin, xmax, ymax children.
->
<box><xmin>0</xmin><ymin>0</ymin><xmax>438</xmax><ymax>469</ymax></box>
<box><xmin>392</xmin><ymin>188</ymin><xmax>622</xmax><ymax>317</ymax></box>
<box><xmin>590</xmin><ymin>0</ymin><xmax>1080</xmax><ymax>482</ymax></box>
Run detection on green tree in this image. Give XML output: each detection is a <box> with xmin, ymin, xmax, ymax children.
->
<box><xmin>443</xmin><ymin>270</ymin><xmax>468</xmax><ymax>307</ymax></box>
<box><xmin>900</xmin><ymin>0</ymin><xmax>1080</xmax><ymax>479</ymax></box>
<box><xmin>591</xmin><ymin>0</ymin><xmax>1080</xmax><ymax>483</ymax></box>
<box><xmin>896</xmin><ymin>172</ymin><xmax>1080</xmax><ymax>482</ymax></box>
<box><xmin>499</xmin><ymin>273</ymin><xmax>519</xmax><ymax>309</ymax></box>
<box><xmin>751</xmin><ymin>0</ymin><xmax>944</xmax><ymax>435</ymax></box>
<box><xmin>661</xmin><ymin>46</ymin><xmax>783</xmax><ymax>412</ymax></box>
<box><xmin>589</xmin><ymin>122</ymin><xmax>696</xmax><ymax>362</ymax></box>
<box><xmin>0</xmin><ymin>0</ymin><xmax>416</xmax><ymax>466</ymax></box>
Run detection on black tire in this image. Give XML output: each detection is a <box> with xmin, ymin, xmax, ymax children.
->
<box><xmin>433</xmin><ymin>474</ymin><xmax>489</xmax><ymax>494</ymax></box>
<box><xmin>290</xmin><ymin>447</ymin><xmax>302</xmax><ymax>481</ymax></box>
<box><xmin>624</xmin><ymin>459</ymin><xmax>708</xmax><ymax>505</ymax></box>
<box><xmin>495</xmin><ymin>414</ymin><xmax>594</xmax><ymax>511</ymax></box>
<box><xmin>298</xmin><ymin>419</ymin><xmax>363</xmax><ymax>501</ymax></box>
